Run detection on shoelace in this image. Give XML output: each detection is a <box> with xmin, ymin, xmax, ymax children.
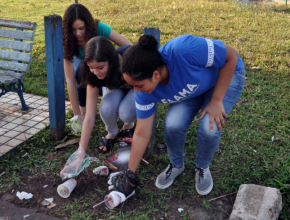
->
<box><xmin>165</xmin><ymin>163</ymin><xmax>174</xmax><ymax>178</ymax></box>
<box><xmin>197</xmin><ymin>168</ymin><xmax>205</xmax><ymax>179</ymax></box>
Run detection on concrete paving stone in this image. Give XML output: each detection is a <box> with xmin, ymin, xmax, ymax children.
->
<box><xmin>0</xmin><ymin>137</ymin><xmax>11</xmax><ymax>144</ymax></box>
<box><xmin>27</xmin><ymin>103</ymin><xmax>40</xmax><ymax>109</ymax></box>
<box><xmin>0</xmin><ymin>121</ymin><xmax>8</xmax><ymax>127</ymax></box>
<box><xmin>6</xmin><ymin>139</ymin><xmax>23</xmax><ymax>147</ymax></box>
<box><xmin>31</xmin><ymin>115</ymin><xmax>46</xmax><ymax>122</ymax></box>
<box><xmin>23</xmin><ymin>93</ymin><xmax>33</xmax><ymax>97</ymax></box>
<box><xmin>25</xmin><ymin>127</ymin><xmax>41</xmax><ymax>135</ymax></box>
<box><xmin>11</xmin><ymin>118</ymin><xmax>27</xmax><ymax>125</ymax></box>
<box><xmin>39</xmin><ymin>112</ymin><xmax>49</xmax><ymax>117</ymax></box>
<box><xmin>21</xmin><ymin>114</ymin><xmax>35</xmax><ymax>120</ymax></box>
<box><xmin>230</xmin><ymin>184</ymin><xmax>282</xmax><ymax>220</ymax></box>
<box><xmin>29</xmin><ymin>109</ymin><xmax>43</xmax><ymax>115</ymax></box>
<box><xmin>13</xmin><ymin>125</ymin><xmax>30</xmax><ymax>133</ymax></box>
<box><xmin>0</xmin><ymin>145</ymin><xmax>13</xmax><ymax>154</ymax></box>
<box><xmin>30</xmin><ymin>95</ymin><xmax>42</xmax><ymax>100</ymax></box>
<box><xmin>3</xmin><ymin>131</ymin><xmax>21</xmax><ymax>138</ymax></box>
<box><xmin>11</xmin><ymin>111</ymin><xmax>23</xmax><ymax>117</ymax></box>
<box><xmin>0</xmin><ymin>98</ymin><xmax>11</xmax><ymax>103</ymax></box>
<box><xmin>0</xmin><ymin>128</ymin><xmax>9</xmax><ymax>136</ymax></box>
<box><xmin>7</xmin><ymin>99</ymin><xmax>21</xmax><ymax>105</ymax></box>
<box><xmin>6</xmin><ymin>94</ymin><xmax>18</xmax><ymax>99</ymax></box>
<box><xmin>2</xmin><ymin>123</ymin><xmax>18</xmax><ymax>130</ymax></box>
<box><xmin>36</xmin><ymin>105</ymin><xmax>49</xmax><ymax>111</ymax></box>
<box><xmin>2</xmin><ymin>116</ymin><xmax>18</xmax><ymax>123</ymax></box>
<box><xmin>21</xmin><ymin>120</ymin><xmax>38</xmax><ymax>127</ymax></box>
<box><xmin>9</xmin><ymin>105</ymin><xmax>21</xmax><ymax>112</ymax></box>
<box><xmin>15</xmin><ymin>133</ymin><xmax>33</xmax><ymax>141</ymax></box>
<box><xmin>34</xmin><ymin>99</ymin><xmax>47</xmax><ymax>105</ymax></box>
<box><xmin>34</xmin><ymin>123</ymin><xmax>47</xmax><ymax>130</ymax></box>
<box><xmin>42</xmin><ymin>118</ymin><xmax>50</xmax><ymax>124</ymax></box>
<box><xmin>25</xmin><ymin>98</ymin><xmax>39</xmax><ymax>103</ymax></box>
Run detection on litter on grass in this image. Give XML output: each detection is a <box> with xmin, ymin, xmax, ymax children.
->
<box><xmin>16</xmin><ymin>191</ymin><xmax>33</xmax><ymax>200</ymax></box>
<box><xmin>272</xmin><ymin>136</ymin><xmax>274</xmax><ymax>142</ymax></box>
<box><xmin>93</xmin><ymin>166</ymin><xmax>109</xmax><ymax>176</ymax></box>
<box><xmin>178</xmin><ymin>208</ymin><xmax>184</xmax><ymax>212</ymax></box>
<box><xmin>43</xmin><ymin>185</ymin><xmax>48</xmax><ymax>188</ymax></box>
<box><xmin>60</xmin><ymin>147</ymin><xmax>100</xmax><ymax>180</ymax></box>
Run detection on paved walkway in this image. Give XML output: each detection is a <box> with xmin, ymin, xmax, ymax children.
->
<box><xmin>0</xmin><ymin>200</ymin><xmax>61</xmax><ymax>220</ymax></box>
<box><xmin>0</xmin><ymin>92</ymin><xmax>71</xmax><ymax>158</ymax></box>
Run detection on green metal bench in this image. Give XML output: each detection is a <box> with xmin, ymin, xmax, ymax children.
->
<box><xmin>0</xmin><ymin>19</ymin><xmax>37</xmax><ymax>110</ymax></box>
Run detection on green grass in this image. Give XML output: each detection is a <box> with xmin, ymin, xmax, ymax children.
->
<box><xmin>1</xmin><ymin>0</ymin><xmax>290</xmax><ymax>219</ymax></box>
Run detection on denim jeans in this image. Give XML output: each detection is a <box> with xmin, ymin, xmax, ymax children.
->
<box><xmin>164</xmin><ymin>68</ymin><xmax>245</xmax><ymax>168</ymax></box>
<box><xmin>73</xmin><ymin>56</ymin><xmax>87</xmax><ymax>107</ymax></box>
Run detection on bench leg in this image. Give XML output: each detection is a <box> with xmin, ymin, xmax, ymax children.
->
<box><xmin>17</xmin><ymin>80</ymin><xmax>29</xmax><ymax>110</ymax></box>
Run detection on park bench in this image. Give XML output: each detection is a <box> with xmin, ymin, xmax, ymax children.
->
<box><xmin>0</xmin><ymin>19</ymin><xmax>37</xmax><ymax>110</ymax></box>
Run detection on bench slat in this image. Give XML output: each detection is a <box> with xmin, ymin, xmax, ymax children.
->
<box><xmin>0</xmin><ymin>29</ymin><xmax>35</xmax><ymax>41</ymax></box>
<box><xmin>0</xmin><ymin>70</ymin><xmax>25</xmax><ymax>80</ymax></box>
<box><xmin>0</xmin><ymin>75</ymin><xmax>19</xmax><ymax>84</ymax></box>
<box><xmin>0</xmin><ymin>50</ymin><xmax>32</xmax><ymax>62</ymax></box>
<box><xmin>0</xmin><ymin>19</ymin><xmax>37</xmax><ymax>31</ymax></box>
<box><xmin>0</xmin><ymin>39</ymin><xmax>33</xmax><ymax>51</ymax></box>
<box><xmin>0</xmin><ymin>60</ymin><xmax>30</xmax><ymax>72</ymax></box>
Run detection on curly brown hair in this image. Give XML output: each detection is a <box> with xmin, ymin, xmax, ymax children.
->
<box><xmin>63</xmin><ymin>4</ymin><xmax>99</xmax><ymax>61</ymax></box>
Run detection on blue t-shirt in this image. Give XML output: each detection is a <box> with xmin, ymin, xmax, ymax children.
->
<box><xmin>135</xmin><ymin>34</ymin><xmax>244</xmax><ymax>119</ymax></box>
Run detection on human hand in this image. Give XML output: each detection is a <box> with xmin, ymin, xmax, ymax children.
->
<box><xmin>200</xmin><ymin>99</ymin><xmax>227</xmax><ymax>131</ymax></box>
<box><xmin>70</xmin><ymin>115</ymin><xmax>83</xmax><ymax>134</ymax></box>
<box><xmin>60</xmin><ymin>145</ymin><xmax>86</xmax><ymax>180</ymax></box>
<box><xmin>111</xmin><ymin>169</ymin><xmax>140</xmax><ymax>197</ymax></box>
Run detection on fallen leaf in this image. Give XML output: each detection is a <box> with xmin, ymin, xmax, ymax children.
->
<box><xmin>55</xmin><ymin>138</ymin><xmax>80</xmax><ymax>149</ymax></box>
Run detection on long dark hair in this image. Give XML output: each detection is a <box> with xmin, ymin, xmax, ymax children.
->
<box><xmin>63</xmin><ymin>3</ymin><xmax>99</xmax><ymax>61</ymax></box>
<box><xmin>80</xmin><ymin>37</ymin><xmax>122</xmax><ymax>90</ymax></box>
<box><xmin>122</xmin><ymin>34</ymin><xmax>165</xmax><ymax>81</ymax></box>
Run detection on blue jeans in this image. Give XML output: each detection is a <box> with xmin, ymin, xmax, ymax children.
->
<box><xmin>73</xmin><ymin>56</ymin><xmax>87</xmax><ymax>107</ymax></box>
<box><xmin>164</xmin><ymin>68</ymin><xmax>245</xmax><ymax>168</ymax></box>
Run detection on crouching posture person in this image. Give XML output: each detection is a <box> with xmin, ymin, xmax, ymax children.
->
<box><xmin>111</xmin><ymin>34</ymin><xmax>245</xmax><ymax>196</ymax></box>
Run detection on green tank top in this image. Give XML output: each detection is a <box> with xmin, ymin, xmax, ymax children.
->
<box><xmin>77</xmin><ymin>22</ymin><xmax>112</xmax><ymax>59</ymax></box>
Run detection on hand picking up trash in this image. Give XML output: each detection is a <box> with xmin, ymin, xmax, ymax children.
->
<box><xmin>60</xmin><ymin>143</ymin><xmax>100</xmax><ymax>180</ymax></box>
<box><xmin>69</xmin><ymin>115</ymin><xmax>84</xmax><ymax>135</ymax></box>
<box><xmin>93</xmin><ymin>171</ymin><xmax>140</xmax><ymax>209</ymax></box>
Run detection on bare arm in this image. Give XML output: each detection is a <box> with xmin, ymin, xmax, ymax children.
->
<box><xmin>80</xmin><ymin>85</ymin><xmax>99</xmax><ymax>152</ymax></box>
<box><xmin>128</xmin><ymin>112</ymin><xmax>155</xmax><ymax>173</ymax></box>
<box><xmin>109</xmin><ymin>30</ymin><xmax>133</xmax><ymax>46</ymax></box>
<box><xmin>200</xmin><ymin>44</ymin><xmax>239</xmax><ymax>131</ymax></box>
<box><xmin>64</xmin><ymin>58</ymin><xmax>81</xmax><ymax>116</ymax></box>
<box><xmin>211</xmin><ymin>44</ymin><xmax>238</xmax><ymax>102</ymax></box>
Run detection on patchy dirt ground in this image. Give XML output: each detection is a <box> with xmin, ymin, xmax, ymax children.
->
<box><xmin>0</xmin><ymin>145</ymin><xmax>237</xmax><ymax>220</ymax></box>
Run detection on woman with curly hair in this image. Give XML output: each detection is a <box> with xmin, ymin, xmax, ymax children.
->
<box><xmin>62</xmin><ymin>3</ymin><xmax>133</xmax><ymax>131</ymax></box>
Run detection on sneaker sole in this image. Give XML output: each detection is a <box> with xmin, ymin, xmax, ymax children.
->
<box><xmin>155</xmin><ymin>179</ymin><xmax>174</xmax><ymax>189</ymax></box>
<box><xmin>195</xmin><ymin>182</ymin><xmax>213</xmax><ymax>195</ymax></box>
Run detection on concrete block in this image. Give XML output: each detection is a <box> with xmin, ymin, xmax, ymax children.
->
<box><xmin>230</xmin><ymin>184</ymin><xmax>282</xmax><ymax>220</ymax></box>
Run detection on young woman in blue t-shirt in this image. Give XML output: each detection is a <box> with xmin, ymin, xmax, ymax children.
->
<box><xmin>62</xmin><ymin>4</ymin><xmax>134</xmax><ymax>150</ymax></box>
<box><xmin>111</xmin><ymin>34</ymin><xmax>245</xmax><ymax>197</ymax></box>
